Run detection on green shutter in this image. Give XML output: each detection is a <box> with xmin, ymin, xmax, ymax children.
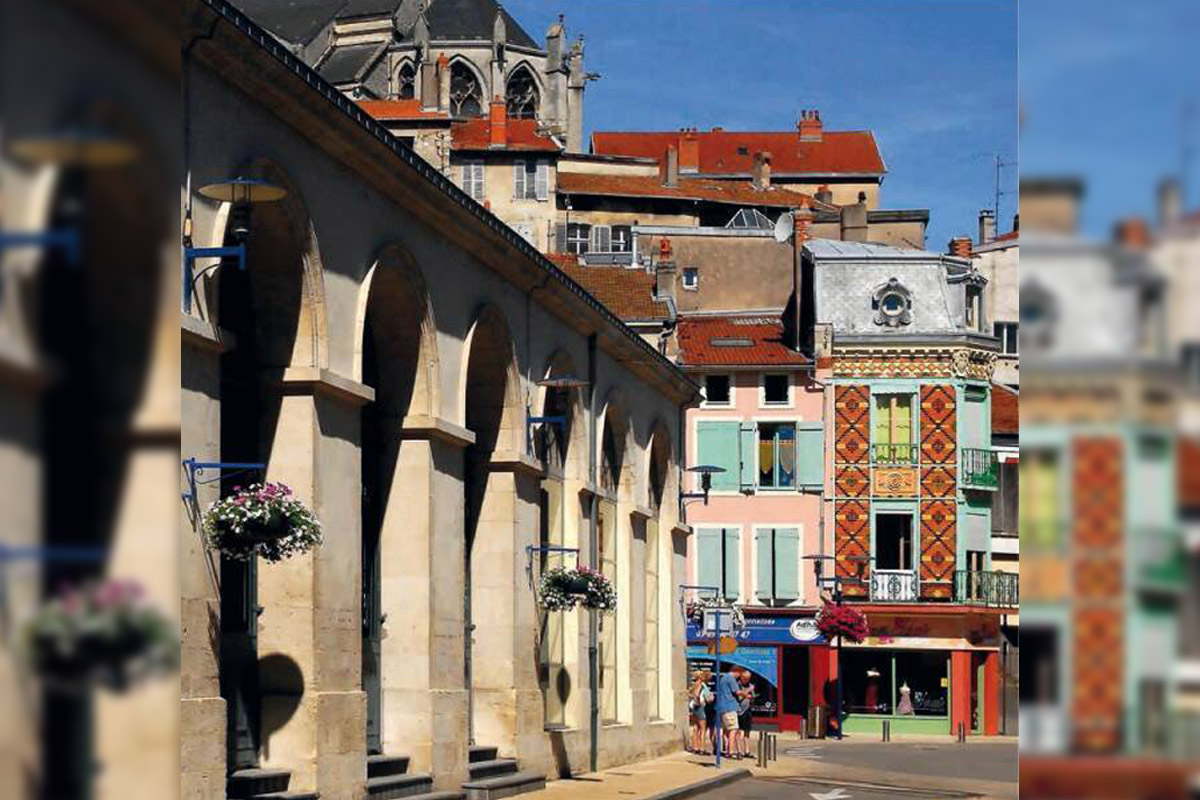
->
<box><xmin>755</xmin><ymin>529</ymin><xmax>772</xmax><ymax>600</ymax></box>
<box><xmin>773</xmin><ymin>528</ymin><xmax>800</xmax><ymax>601</ymax></box>
<box><xmin>739</xmin><ymin>422</ymin><xmax>757</xmax><ymax>492</ymax></box>
<box><xmin>795</xmin><ymin>425</ymin><xmax>824</xmax><ymax>486</ymax></box>
<box><xmin>697</xmin><ymin>528</ymin><xmax>721</xmax><ymax>592</ymax></box>
<box><xmin>722</xmin><ymin>529</ymin><xmax>740</xmax><ymax>600</ymax></box>
<box><xmin>697</xmin><ymin>421</ymin><xmax>740</xmax><ymax>491</ymax></box>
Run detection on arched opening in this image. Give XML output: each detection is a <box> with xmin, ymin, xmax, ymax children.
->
<box><xmin>644</xmin><ymin>422</ymin><xmax>673</xmax><ymax>722</ymax></box>
<box><xmin>505</xmin><ymin>65</ymin><xmax>539</xmax><ymax>120</ymax></box>
<box><xmin>449</xmin><ymin>60</ymin><xmax>483</xmax><ymax>117</ymax></box>
<box><xmin>358</xmin><ymin>248</ymin><xmax>434</xmax><ymax>754</ymax></box>
<box><xmin>395</xmin><ymin>61</ymin><xmax>416</xmax><ymax>100</ymax></box>
<box><xmin>597</xmin><ymin>401</ymin><xmax>631</xmax><ymax>724</ymax></box>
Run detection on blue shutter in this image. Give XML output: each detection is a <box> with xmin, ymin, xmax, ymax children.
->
<box><xmin>697</xmin><ymin>528</ymin><xmax>721</xmax><ymax>591</ymax></box>
<box><xmin>773</xmin><ymin>528</ymin><xmax>800</xmax><ymax>601</ymax></box>
<box><xmin>696</xmin><ymin>421</ymin><xmax>739</xmax><ymax>491</ymax></box>
<box><xmin>795</xmin><ymin>424</ymin><xmax>825</xmax><ymax>486</ymax></box>
<box><xmin>739</xmin><ymin>421</ymin><xmax>757</xmax><ymax>493</ymax></box>
<box><xmin>755</xmin><ymin>529</ymin><xmax>772</xmax><ymax>600</ymax></box>
<box><xmin>721</xmin><ymin>529</ymin><xmax>740</xmax><ymax>601</ymax></box>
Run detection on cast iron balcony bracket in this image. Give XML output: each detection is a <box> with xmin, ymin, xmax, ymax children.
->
<box><xmin>181</xmin><ymin>457</ymin><xmax>266</xmax><ymax>503</ymax></box>
<box><xmin>0</xmin><ymin>229</ymin><xmax>81</xmax><ymax>265</ymax></box>
<box><xmin>524</xmin><ymin>544</ymin><xmax>579</xmax><ymax>590</ymax></box>
<box><xmin>0</xmin><ymin>544</ymin><xmax>109</xmax><ymax>615</ymax></box>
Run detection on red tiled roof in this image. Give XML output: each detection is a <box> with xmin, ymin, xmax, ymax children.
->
<box><xmin>992</xmin><ymin>230</ymin><xmax>1019</xmax><ymax>243</ymax></box>
<box><xmin>1179</xmin><ymin>437</ymin><xmax>1200</xmax><ymax>510</ymax></box>
<box><xmin>591</xmin><ymin>130</ymin><xmax>885</xmax><ymax>176</ymax></box>
<box><xmin>553</xmin><ymin>259</ymin><xmax>670</xmax><ymax>322</ymax></box>
<box><xmin>677</xmin><ymin>315</ymin><xmax>809</xmax><ymax>367</ymax></box>
<box><xmin>451</xmin><ymin>118</ymin><xmax>561</xmax><ymax>152</ymax></box>
<box><xmin>556</xmin><ymin>171</ymin><xmax>832</xmax><ymax>210</ymax></box>
<box><xmin>357</xmin><ymin>99</ymin><xmax>450</xmax><ymax>121</ymax></box>
<box><xmin>992</xmin><ymin>386</ymin><xmax>1018</xmax><ymax>435</ymax></box>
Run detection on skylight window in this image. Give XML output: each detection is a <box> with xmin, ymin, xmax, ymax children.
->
<box><xmin>726</xmin><ymin>208</ymin><xmax>774</xmax><ymax>229</ymax></box>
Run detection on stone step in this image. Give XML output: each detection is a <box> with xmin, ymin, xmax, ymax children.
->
<box><xmin>227</xmin><ymin>768</ymin><xmax>292</xmax><ymax>798</ymax></box>
<box><xmin>368</xmin><ymin>754</ymin><xmax>411</xmax><ymax>779</ymax></box>
<box><xmin>467</xmin><ymin>759</ymin><xmax>519</xmax><ymax>782</ymax></box>
<box><xmin>461</xmin><ymin>771</ymin><xmax>546</xmax><ymax>800</ymax></box>
<box><xmin>366</xmin><ymin>772</ymin><xmax>435</xmax><ymax>800</ymax></box>
<box><xmin>468</xmin><ymin>745</ymin><xmax>499</xmax><ymax>764</ymax></box>
<box><xmin>252</xmin><ymin>793</ymin><xmax>320</xmax><ymax>800</ymax></box>
<box><xmin>403</xmin><ymin>794</ymin><xmax>464</xmax><ymax>800</ymax></box>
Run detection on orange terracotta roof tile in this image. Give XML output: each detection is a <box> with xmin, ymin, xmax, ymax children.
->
<box><xmin>554</xmin><ymin>260</ymin><xmax>670</xmax><ymax>322</ymax></box>
<box><xmin>451</xmin><ymin>117</ymin><xmax>561</xmax><ymax>152</ymax></box>
<box><xmin>992</xmin><ymin>230</ymin><xmax>1019</xmax><ymax>243</ymax></box>
<box><xmin>677</xmin><ymin>315</ymin><xmax>809</xmax><ymax>367</ymax></box>
<box><xmin>591</xmin><ymin>129</ymin><xmax>885</xmax><ymax>176</ymax></box>
<box><xmin>992</xmin><ymin>385</ymin><xmax>1018</xmax><ymax>435</ymax></box>
<box><xmin>556</xmin><ymin>171</ymin><xmax>832</xmax><ymax>210</ymax></box>
<box><xmin>357</xmin><ymin>99</ymin><xmax>450</xmax><ymax>121</ymax></box>
<box><xmin>1179</xmin><ymin>436</ymin><xmax>1200</xmax><ymax>510</ymax></box>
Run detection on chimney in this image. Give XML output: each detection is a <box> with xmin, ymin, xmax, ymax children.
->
<box><xmin>1159</xmin><ymin>177</ymin><xmax>1182</xmax><ymax>228</ymax></box>
<box><xmin>421</xmin><ymin>53</ymin><xmax>440</xmax><ymax>110</ymax></box>
<box><xmin>655</xmin><ymin>238</ymin><xmax>676</xmax><ymax>304</ymax></box>
<box><xmin>489</xmin><ymin>97</ymin><xmax>507</xmax><ymax>146</ymax></box>
<box><xmin>978</xmin><ymin>209</ymin><xmax>996</xmax><ymax>244</ymax></box>
<box><xmin>792</xmin><ymin>200</ymin><xmax>813</xmax><ymax>351</ymax></box>
<box><xmin>660</xmin><ymin>145</ymin><xmax>679</xmax><ymax>188</ymax></box>
<box><xmin>815</xmin><ymin>184</ymin><xmax>833</xmax><ymax>205</ymax></box>
<box><xmin>948</xmin><ymin>236</ymin><xmax>972</xmax><ymax>258</ymax></box>
<box><xmin>840</xmin><ymin>191</ymin><xmax>868</xmax><ymax>242</ymax></box>
<box><xmin>1114</xmin><ymin>217</ymin><xmax>1150</xmax><ymax>249</ymax></box>
<box><xmin>798</xmin><ymin>109</ymin><xmax>823</xmax><ymax>142</ymax></box>
<box><xmin>437</xmin><ymin>53</ymin><xmax>450</xmax><ymax>111</ymax></box>
<box><xmin>679</xmin><ymin>128</ymin><xmax>699</xmax><ymax>173</ymax></box>
<box><xmin>752</xmin><ymin>151</ymin><xmax>772</xmax><ymax>190</ymax></box>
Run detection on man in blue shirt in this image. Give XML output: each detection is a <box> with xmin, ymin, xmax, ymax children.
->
<box><xmin>714</xmin><ymin>668</ymin><xmax>741</xmax><ymax>756</ymax></box>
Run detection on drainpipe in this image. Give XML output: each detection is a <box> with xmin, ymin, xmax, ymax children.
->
<box><xmin>587</xmin><ymin>333</ymin><xmax>599</xmax><ymax>773</ymax></box>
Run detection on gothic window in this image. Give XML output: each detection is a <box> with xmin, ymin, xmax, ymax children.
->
<box><xmin>396</xmin><ymin>61</ymin><xmax>416</xmax><ymax>100</ymax></box>
<box><xmin>449</xmin><ymin>61</ymin><xmax>482</xmax><ymax>117</ymax></box>
<box><xmin>871</xmin><ymin>277</ymin><xmax>913</xmax><ymax>327</ymax></box>
<box><xmin>506</xmin><ymin>66</ymin><xmax>539</xmax><ymax>119</ymax></box>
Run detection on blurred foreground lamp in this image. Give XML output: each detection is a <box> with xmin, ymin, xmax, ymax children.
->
<box><xmin>681</xmin><ymin>464</ymin><xmax>726</xmax><ymax>505</ymax></box>
<box><xmin>527</xmin><ymin>374</ymin><xmax>589</xmax><ymax>431</ymax></box>
<box><xmin>183</xmin><ymin>177</ymin><xmax>287</xmax><ymax>312</ymax></box>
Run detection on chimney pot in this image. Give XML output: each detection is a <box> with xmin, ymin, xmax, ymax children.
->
<box><xmin>679</xmin><ymin>130</ymin><xmax>699</xmax><ymax>173</ymax></box>
<box><xmin>815</xmin><ymin>184</ymin><xmax>833</xmax><ymax>205</ymax></box>
<box><xmin>752</xmin><ymin>151</ymin><xmax>772</xmax><ymax>190</ymax></box>
<box><xmin>1114</xmin><ymin>217</ymin><xmax>1150</xmax><ymax>249</ymax></box>
<box><xmin>948</xmin><ymin>236</ymin><xmax>972</xmax><ymax>258</ymax></box>
<box><xmin>661</xmin><ymin>145</ymin><xmax>679</xmax><ymax>188</ymax></box>
<box><xmin>798</xmin><ymin>109</ymin><xmax>823</xmax><ymax>141</ymax></box>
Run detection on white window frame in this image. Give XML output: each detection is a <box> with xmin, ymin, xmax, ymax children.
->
<box><xmin>752</xmin><ymin>417</ymin><xmax>800</xmax><ymax>492</ymax></box>
<box><xmin>701</xmin><ymin>373</ymin><xmax>734</xmax><ymax>408</ymax></box>
<box><xmin>759</xmin><ymin>372</ymin><xmax>793</xmax><ymax>409</ymax></box>
<box><xmin>514</xmin><ymin>159</ymin><xmax>549</xmax><ymax>201</ymax></box>
<box><xmin>682</xmin><ymin>267</ymin><xmax>699</xmax><ymax>291</ymax></box>
<box><xmin>994</xmin><ymin>321</ymin><xmax>1019</xmax><ymax>356</ymax></box>
<box><xmin>566</xmin><ymin>223</ymin><xmax>591</xmax><ymax>255</ymax></box>
<box><xmin>461</xmin><ymin>159</ymin><xmax>485</xmax><ymax>201</ymax></box>
<box><xmin>751</xmin><ymin>522</ymin><xmax>806</xmax><ymax>607</ymax></box>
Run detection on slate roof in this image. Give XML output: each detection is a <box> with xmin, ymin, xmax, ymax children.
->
<box><xmin>992</xmin><ymin>384</ymin><xmax>1018</xmax><ymax>436</ymax></box>
<box><xmin>591</xmin><ymin>130</ymin><xmax>885</xmax><ymax>177</ymax></box>
<box><xmin>451</xmin><ymin>117</ymin><xmax>561</xmax><ymax>152</ymax></box>
<box><xmin>317</xmin><ymin>42</ymin><xmax>386</xmax><ymax>83</ymax></box>
<box><xmin>551</xmin><ymin>257</ymin><xmax>671</xmax><ymax>322</ymax></box>
<box><xmin>676</xmin><ymin>315</ymin><xmax>810</xmax><ymax>367</ymax></box>
<box><xmin>556</xmin><ymin>172</ymin><xmax>832</xmax><ymax>211</ymax></box>
<box><xmin>235</xmin><ymin>0</ymin><xmax>345</xmax><ymax>44</ymax></box>
<box><xmin>421</xmin><ymin>0</ymin><xmax>538</xmax><ymax>49</ymax></box>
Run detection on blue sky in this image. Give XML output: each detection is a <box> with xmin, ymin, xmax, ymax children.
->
<box><xmin>1021</xmin><ymin>0</ymin><xmax>1200</xmax><ymax>238</ymax></box>
<box><xmin>505</xmin><ymin>0</ymin><xmax>1017</xmax><ymax>249</ymax></box>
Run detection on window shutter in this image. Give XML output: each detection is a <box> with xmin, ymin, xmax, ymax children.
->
<box><xmin>697</xmin><ymin>528</ymin><xmax>721</xmax><ymax>592</ymax></box>
<box><xmin>596</xmin><ymin>225</ymin><xmax>611</xmax><ymax>253</ymax></box>
<box><xmin>470</xmin><ymin>162</ymin><xmax>485</xmax><ymax>201</ymax></box>
<box><xmin>755</xmin><ymin>529</ymin><xmax>772</xmax><ymax>600</ymax></box>
<box><xmin>535</xmin><ymin>161</ymin><xmax>549</xmax><ymax>200</ymax></box>
<box><xmin>721</xmin><ymin>529</ymin><xmax>740</xmax><ymax>601</ymax></box>
<box><xmin>872</xmin><ymin>395</ymin><xmax>890</xmax><ymax>445</ymax></box>
<box><xmin>696</xmin><ymin>421</ymin><xmax>739</xmax><ymax>491</ymax></box>
<box><xmin>773</xmin><ymin>528</ymin><xmax>800</xmax><ymax>601</ymax></box>
<box><xmin>895</xmin><ymin>395</ymin><xmax>913</xmax><ymax>445</ymax></box>
<box><xmin>513</xmin><ymin>161</ymin><xmax>525</xmax><ymax>200</ymax></box>
<box><xmin>795</xmin><ymin>425</ymin><xmax>824</xmax><ymax>486</ymax></box>
<box><xmin>738</xmin><ymin>421</ymin><xmax>757</xmax><ymax>492</ymax></box>
<box><xmin>554</xmin><ymin>223</ymin><xmax>568</xmax><ymax>253</ymax></box>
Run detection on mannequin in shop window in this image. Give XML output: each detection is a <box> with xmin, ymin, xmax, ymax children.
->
<box><xmin>864</xmin><ymin>668</ymin><xmax>881</xmax><ymax>712</ymax></box>
<box><xmin>897</xmin><ymin>681</ymin><xmax>915</xmax><ymax>715</ymax></box>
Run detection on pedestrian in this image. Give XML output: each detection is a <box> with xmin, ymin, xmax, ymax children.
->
<box><xmin>736</xmin><ymin>668</ymin><xmax>756</xmax><ymax>758</ymax></box>
<box><xmin>702</xmin><ymin>670</ymin><xmax>717</xmax><ymax>754</ymax></box>
<box><xmin>687</xmin><ymin>669</ymin><xmax>710</xmax><ymax>753</ymax></box>
<box><xmin>714</xmin><ymin>666</ymin><xmax>741</xmax><ymax>757</ymax></box>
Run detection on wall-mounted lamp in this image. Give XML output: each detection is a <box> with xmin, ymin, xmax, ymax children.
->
<box><xmin>680</xmin><ymin>464</ymin><xmax>726</xmax><ymax>506</ymax></box>
<box><xmin>527</xmin><ymin>374</ymin><xmax>589</xmax><ymax>430</ymax></box>
<box><xmin>183</xmin><ymin>177</ymin><xmax>287</xmax><ymax>312</ymax></box>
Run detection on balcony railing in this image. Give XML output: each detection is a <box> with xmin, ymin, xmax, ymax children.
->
<box><xmin>869</xmin><ymin>569</ymin><xmax>919</xmax><ymax>602</ymax></box>
<box><xmin>961</xmin><ymin>447</ymin><xmax>999</xmax><ymax>489</ymax></box>
<box><xmin>872</xmin><ymin>443</ymin><xmax>918</xmax><ymax>465</ymax></box>
<box><xmin>954</xmin><ymin>570</ymin><xmax>1019</xmax><ymax>607</ymax></box>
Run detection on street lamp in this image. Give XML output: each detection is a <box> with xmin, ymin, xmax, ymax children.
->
<box><xmin>804</xmin><ymin>553</ymin><xmax>869</xmax><ymax>740</ymax></box>
<box><xmin>681</xmin><ymin>464</ymin><xmax>726</xmax><ymax>506</ymax></box>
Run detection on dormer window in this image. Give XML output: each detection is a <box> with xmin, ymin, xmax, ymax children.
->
<box><xmin>1020</xmin><ymin>282</ymin><xmax>1056</xmax><ymax>351</ymax></box>
<box><xmin>872</xmin><ymin>278</ymin><xmax>912</xmax><ymax>327</ymax></box>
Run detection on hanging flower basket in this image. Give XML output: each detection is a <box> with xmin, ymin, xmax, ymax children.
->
<box><xmin>816</xmin><ymin>601</ymin><xmax>869</xmax><ymax>643</ymax></box>
<box><xmin>538</xmin><ymin>566</ymin><xmax>616</xmax><ymax>612</ymax></box>
<box><xmin>23</xmin><ymin>579</ymin><xmax>179</xmax><ymax>693</ymax></box>
<box><xmin>202</xmin><ymin>483</ymin><xmax>322</xmax><ymax>562</ymax></box>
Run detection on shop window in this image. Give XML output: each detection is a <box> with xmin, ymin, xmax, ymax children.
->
<box><xmin>843</xmin><ymin>650</ymin><xmax>895</xmax><ymax>715</ymax></box>
<box><xmin>703</xmin><ymin>374</ymin><xmax>731</xmax><ymax>406</ymax></box>
<box><xmin>875</xmin><ymin>513</ymin><xmax>914</xmax><ymax>571</ymax></box>
<box><xmin>1020</xmin><ymin>450</ymin><xmax>1060</xmax><ymax>549</ymax></box>
<box><xmin>872</xmin><ymin>393</ymin><xmax>914</xmax><ymax>464</ymax></box>
<box><xmin>1019</xmin><ymin>626</ymin><xmax>1059</xmax><ymax>704</ymax></box>
<box><xmin>697</xmin><ymin>527</ymin><xmax>739</xmax><ymax>601</ymax></box>
<box><xmin>758</xmin><ymin>423</ymin><xmax>796</xmax><ymax>489</ymax></box>
<box><xmin>762</xmin><ymin>373</ymin><xmax>790</xmax><ymax>405</ymax></box>
<box><xmin>894</xmin><ymin>651</ymin><xmax>949</xmax><ymax>716</ymax></box>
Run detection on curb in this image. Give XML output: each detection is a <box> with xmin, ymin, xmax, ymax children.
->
<box><xmin>641</xmin><ymin>768</ymin><xmax>752</xmax><ymax>800</ymax></box>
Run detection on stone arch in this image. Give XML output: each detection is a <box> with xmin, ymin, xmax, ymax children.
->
<box><xmin>646</xmin><ymin>417</ymin><xmax>674</xmax><ymax>515</ymax></box>
<box><xmin>504</xmin><ymin>61</ymin><xmax>541</xmax><ymax>119</ymax></box>
<box><xmin>534</xmin><ymin>348</ymin><xmax>587</xmax><ymax>480</ymax></box>
<box><xmin>447</xmin><ymin>56</ymin><xmax>486</xmax><ymax>117</ymax></box>
<box><xmin>460</xmin><ymin>304</ymin><xmax>522</xmax><ymax>458</ymax></box>
<box><xmin>598</xmin><ymin>391</ymin><xmax>635</xmax><ymax>501</ymax></box>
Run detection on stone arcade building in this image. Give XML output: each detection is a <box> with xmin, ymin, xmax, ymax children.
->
<box><xmin>182</xmin><ymin>2</ymin><xmax>697</xmax><ymax>799</ymax></box>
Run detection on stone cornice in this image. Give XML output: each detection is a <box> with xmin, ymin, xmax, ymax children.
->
<box><xmin>488</xmin><ymin>451</ymin><xmax>544</xmax><ymax>478</ymax></box>
<box><xmin>399</xmin><ymin>414</ymin><xmax>476</xmax><ymax>448</ymax></box>
<box><xmin>831</xmin><ymin>345</ymin><xmax>997</xmax><ymax>381</ymax></box>
<box><xmin>280</xmin><ymin>367</ymin><xmax>375</xmax><ymax>406</ymax></box>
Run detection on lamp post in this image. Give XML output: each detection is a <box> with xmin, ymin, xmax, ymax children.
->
<box><xmin>804</xmin><ymin>554</ymin><xmax>869</xmax><ymax>740</ymax></box>
<box><xmin>679</xmin><ymin>464</ymin><xmax>725</xmax><ymax>512</ymax></box>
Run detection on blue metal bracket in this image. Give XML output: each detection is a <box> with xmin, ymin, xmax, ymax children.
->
<box><xmin>181</xmin><ymin>457</ymin><xmax>265</xmax><ymax>503</ymax></box>
<box><xmin>0</xmin><ymin>229</ymin><xmax>80</xmax><ymax>265</ymax></box>
<box><xmin>182</xmin><ymin>243</ymin><xmax>246</xmax><ymax>313</ymax></box>
<box><xmin>0</xmin><ymin>544</ymin><xmax>107</xmax><ymax>563</ymax></box>
<box><xmin>525</xmin><ymin>544</ymin><xmax>579</xmax><ymax>589</ymax></box>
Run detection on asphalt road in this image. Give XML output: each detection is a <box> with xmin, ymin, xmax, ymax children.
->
<box><xmin>808</xmin><ymin>741</ymin><xmax>1017</xmax><ymax>784</ymax></box>
<box><xmin>700</xmin><ymin>776</ymin><xmax>971</xmax><ymax>800</ymax></box>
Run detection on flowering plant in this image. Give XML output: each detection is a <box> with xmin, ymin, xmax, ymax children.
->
<box><xmin>816</xmin><ymin>601</ymin><xmax>869</xmax><ymax>643</ymax></box>
<box><xmin>202</xmin><ymin>483</ymin><xmax>321</xmax><ymax>562</ymax></box>
<box><xmin>24</xmin><ymin>579</ymin><xmax>179</xmax><ymax>693</ymax></box>
<box><xmin>538</xmin><ymin>566</ymin><xmax>617</xmax><ymax>612</ymax></box>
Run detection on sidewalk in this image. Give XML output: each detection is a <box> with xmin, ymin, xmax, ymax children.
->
<box><xmin>533</xmin><ymin>750</ymin><xmax>751</xmax><ymax>800</ymax></box>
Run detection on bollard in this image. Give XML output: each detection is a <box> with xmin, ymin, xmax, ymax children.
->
<box><xmin>798</xmin><ymin>723</ymin><xmax>807</xmax><ymax>740</ymax></box>
<box><xmin>882</xmin><ymin>720</ymin><xmax>890</xmax><ymax>742</ymax></box>
<box><xmin>757</xmin><ymin>732</ymin><xmax>767</xmax><ymax>767</ymax></box>
<box><xmin>769</xmin><ymin>732</ymin><xmax>777</xmax><ymax>761</ymax></box>
<box><xmin>957</xmin><ymin>721</ymin><xmax>967</xmax><ymax>743</ymax></box>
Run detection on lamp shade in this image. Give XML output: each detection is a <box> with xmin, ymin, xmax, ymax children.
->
<box><xmin>198</xmin><ymin>177</ymin><xmax>287</xmax><ymax>204</ymax></box>
<box><xmin>9</xmin><ymin>130</ymin><xmax>137</xmax><ymax>168</ymax></box>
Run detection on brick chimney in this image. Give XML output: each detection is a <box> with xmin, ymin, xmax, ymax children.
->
<box><xmin>489</xmin><ymin>97</ymin><xmax>507</xmax><ymax>147</ymax></box>
<box><xmin>752</xmin><ymin>151</ymin><xmax>772</xmax><ymax>190</ymax></box>
<box><xmin>948</xmin><ymin>236</ymin><xmax>972</xmax><ymax>258</ymax></box>
<box><xmin>655</xmin><ymin>238</ymin><xmax>676</xmax><ymax>304</ymax></box>
<box><xmin>798</xmin><ymin>109</ymin><xmax>823</xmax><ymax>142</ymax></box>
<box><xmin>1114</xmin><ymin>217</ymin><xmax>1150</xmax><ymax>249</ymax></box>
<box><xmin>679</xmin><ymin>128</ymin><xmax>699</xmax><ymax>173</ymax></box>
<box><xmin>815</xmin><ymin>184</ymin><xmax>833</xmax><ymax>205</ymax></box>
<box><xmin>978</xmin><ymin>209</ymin><xmax>996</xmax><ymax>244</ymax></box>
<box><xmin>661</xmin><ymin>145</ymin><xmax>679</xmax><ymax>188</ymax></box>
<box><xmin>1159</xmin><ymin>177</ymin><xmax>1182</xmax><ymax>228</ymax></box>
<box><xmin>839</xmin><ymin>191</ymin><xmax>868</xmax><ymax>242</ymax></box>
<box><xmin>791</xmin><ymin>200</ymin><xmax>814</xmax><ymax>351</ymax></box>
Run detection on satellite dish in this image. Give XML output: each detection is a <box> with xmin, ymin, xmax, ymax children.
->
<box><xmin>774</xmin><ymin>211</ymin><xmax>795</xmax><ymax>243</ymax></box>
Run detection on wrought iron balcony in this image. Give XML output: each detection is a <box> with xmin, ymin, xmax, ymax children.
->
<box><xmin>961</xmin><ymin>447</ymin><xmax>999</xmax><ymax>489</ymax></box>
<box><xmin>871</xmin><ymin>443</ymin><xmax>918</xmax><ymax>465</ymax></box>
<box><xmin>869</xmin><ymin>569</ymin><xmax>919</xmax><ymax>602</ymax></box>
<box><xmin>954</xmin><ymin>570</ymin><xmax>1019</xmax><ymax>607</ymax></box>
